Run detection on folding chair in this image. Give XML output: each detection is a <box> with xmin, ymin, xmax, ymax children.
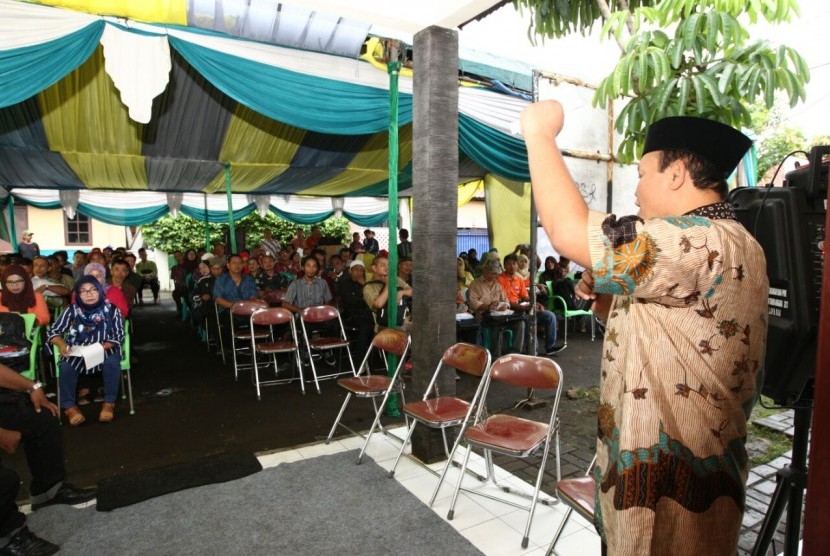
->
<box><xmin>212</xmin><ymin>302</ymin><xmax>226</xmax><ymax>364</ymax></box>
<box><xmin>18</xmin><ymin>313</ymin><xmax>42</xmax><ymax>382</ymax></box>
<box><xmin>447</xmin><ymin>354</ymin><xmax>564</xmax><ymax>549</ymax></box>
<box><xmin>299</xmin><ymin>305</ymin><xmax>356</xmax><ymax>394</ymax></box>
<box><xmin>325</xmin><ymin>328</ymin><xmax>411</xmax><ymax>464</ymax></box>
<box><xmin>52</xmin><ymin>319</ymin><xmax>135</xmax><ymax>421</ymax></box>
<box><xmin>229</xmin><ymin>300</ymin><xmax>268</xmax><ymax>380</ymax></box>
<box><xmin>387</xmin><ymin>343</ymin><xmax>491</xmax><ymax>481</ymax></box>
<box><xmin>262</xmin><ymin>289</ymin><xmax>286</xmax><ymax>307</ymax></box>
<box><xmin>249</xmin><ymin>307</ymin><xmax>304</xmax><ymax>399</ymax></box>
<box><xmin>546</xmin><ymin>455</ymin><xmax>597</xmax><ymax>555</ymax></box>
<box><xmin>546</xmin><ymin>280</ymin><xmax>595</xmax><ymax>347</ymax></box>
<box><xmin>118</xmin><ymin>319</ymin><xmax>136</xmax><ymax>415</ymax></box>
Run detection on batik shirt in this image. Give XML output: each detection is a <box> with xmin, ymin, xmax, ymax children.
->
<box><xmin>588</xmin><ymin>202</ymin><xmax>768</xmax><ymax>555</ymax></box>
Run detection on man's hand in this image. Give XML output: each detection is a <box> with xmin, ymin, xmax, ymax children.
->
<box><xmin>30</xmin><ymin>389</ymin><xmax>58</xmax><ymax>417</ymax></box>
<box><xmin>575</xmin><ymin>270</ymin><xmax>597</xmax><ymax>300</ymax></box>
<box><xmin>520</xmin><ymin>100</ymin><xmax>565</xmax><ymax>140</ymax></box>
<box><xmin>575</xmin><ymin>271</ymin><xmax>613</xmax><ymax>321</ymax></box>
<box><xmin>0</xmin><ymin>428</ymin><xmax>21</xmax><ymax>455</ymax></box>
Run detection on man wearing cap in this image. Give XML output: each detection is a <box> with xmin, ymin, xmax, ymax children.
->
<box><xmin>16</xmin><ymin>231</ymin><xmax>39</xmax><ymax>261</ymax></box>
<box><xmin>522</xmin><ymin>101</ymin><xmax>767</xmax><ymax>554</ymax></box>
<box><xmin>467</xmin><ymin>257</ymin><xmax>525</xmax><ymax>358</ymax></box>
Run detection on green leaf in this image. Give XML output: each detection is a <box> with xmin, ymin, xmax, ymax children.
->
<box><xmin>699</xmin><ymin>73</ymin><xmax>723</xmax><ymax>107</ymax></box>
<box><xmin>705</xmin><ymin>11</ymin><xmax>720</xmax><ymax>53</ymax></box>
<box><xmin>667</xmin><ymin>39</ymin><xmax>683</xmax><ymax>69</ymax></box>
<box><xmin>656</xmin><ymin>77</ymin><xmax>678</xmax><ymax>115</ymax></box>
<box><xmin>678</xmin><ymin>77</ymin><xmax>691</xmax><ymax>111</ymax></box>
<box><xmin>764</xmin><ymin>69</ymin><xmax>776</xmax><ymax>107</ymax></box>
<box><xmin>718</xmin><ymin>62</ymin><xmax>736</xmax><ymax>93</ymax></box>
<box><xmin>691</xmin><ymin>75</ymin><xmax>707</xmax><ymax>115</ymax></box>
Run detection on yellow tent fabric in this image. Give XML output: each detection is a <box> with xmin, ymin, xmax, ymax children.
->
<box><xmin>38</xmin><ymin>47</ymin><xmax>148</xmax><ymax>189</ymax></box>
<box><xmin>484</xmin><ymin>174</ymin><xmax>530</xmax><ymax>257</ymax></box>
<box><xmin>29</xmin><ymin>0</ymin><xmax>187</xmax><ymax>25</ymax></box>
<box><xmin>457</xmin><ymin>179</ymin><xmax>482</xmax><ymax>207</ymax></box>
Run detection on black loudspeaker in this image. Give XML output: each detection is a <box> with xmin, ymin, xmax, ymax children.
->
<box><xmin>727</xmin><ymin>146</ymin><xmax>827</xmax><ymax>405</ymax></box>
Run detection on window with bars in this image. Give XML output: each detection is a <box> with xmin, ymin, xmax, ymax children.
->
<box><xmin>65</xmin><ymin>213</ymin><xmax>91</xmax><ymax>245</ymax></box>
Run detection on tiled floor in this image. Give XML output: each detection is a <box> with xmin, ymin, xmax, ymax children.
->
<box><xmin>257</xmin><ymin>426</ymin><xmax>601</xmax><ymax>556</ymax></box>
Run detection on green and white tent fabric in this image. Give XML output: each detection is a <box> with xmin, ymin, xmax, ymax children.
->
<box><xmin>0</xmin><ymin>0</ymin><xmax>533</xmax><ymax>225</ymax></box>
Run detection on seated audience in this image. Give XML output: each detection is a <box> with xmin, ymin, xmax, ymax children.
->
<box><xmin>48</xmin><ymin>276</ymin><xmax>125</xmax><ymax>425</ymax></box>
<box><xmin>363</xmin><ymin>254</ymin><xmax>412</xmax><ymax>331</ymax></box>
<box><xmin>213</xmin><ymin>254</ymin><xmax>258</xmax><ymax>312</ymax></box>
<box><xmin>191</xmin><ymin>258</ymin><xmax>222</xmax><ymax>326</ymax></box>
<box><xmin>498</xmin><ymin>254</ymin><xmax>561</xmax><ymax>355</ymax></box>
<box><xmin>539</xmin><ymin>256</ymin><xmax>560</xmax><ymax>284</ymax></box>
<box><xmin>109</xmin><ymin>259</ymin><xmax>136</xmax><ymax>315</ymax></box>
<box><xmin>31</xmin><ymin>256</ymin><xmax>71</xmax><ymax>310</ymax></box>
<box><xmin>0</xmin><ymin>362</ymin><xmax>95</xmax><ymax>552</ymax></box>
<box><xmin>282</xmin><ymin>256</ymin><xmax>332</xmax><ymax>314</ymax></box>
<box><xmin>256</xmin><ymin>255</ymin><xmax>285</xmax><ymax>301</ymax></box>
<box><xmin>457</xmin><ymin>257</ymin><xmax>474</xmax><ymax>290</ymax></box>
<box><xmin>0</xmin><ymin>265</ymin><xmax>50</xmax><ymax>325</ymax></box>
<box><xmin>135</xmin><ymin>248</ymin><xmax>159</xmax><ymax>305</ymax></box>
<box><xmin>398</xmin><ymin>257</ymin><xmax>413</xmax><ymax>287</ymax></box>
<box><xmin>170</xmin><ymin>251</ymin><xmax>189</xmax><ymax>318</ymax></box>
<box><xmin>336</xmin><ymin>260</ymin><xmax>374</xmax><ymax>358</ymax></box>
<box><xmin>47</xmin><ymin>256</ymin><xmax>75</xmax><ymax>291</ymax></box>
<box><xmin>84</xmin><ymin>263</ymin><xmax>129</xmax><ymax>317</ymax></box>
<box><xmin>467</xmin><ymin>258</ymin><xmax>524</xmax><ymax>358</ymax></box>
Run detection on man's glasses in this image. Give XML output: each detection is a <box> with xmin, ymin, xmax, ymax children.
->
<box><xmin>78</xmin><ymin>288</ymin><xmax>98</xmax><ymax>296</ymax></box>
<box><xmin>4</xmin><ymin>279</ymin><xmax>24</xmax><ymax>285</ymax></box>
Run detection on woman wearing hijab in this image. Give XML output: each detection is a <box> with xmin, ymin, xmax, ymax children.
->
<box><xmin>516</xmin><ymin>254</ymin><xmax>531</xmax><ymax>280</ymax></box>
<box><xmin>48</xmin><ymin>276</ymin><xmax>125</xmax><ymax>425</ymax></box>
<box><xmin>0</xmin><ymin>265</ymin><xmax>50</xmax><ymax>325</ymax></box>
<box><xmin>83</xmin><ymin>262</ymin><xmax>129</xmax><ymax>317</ymax></box>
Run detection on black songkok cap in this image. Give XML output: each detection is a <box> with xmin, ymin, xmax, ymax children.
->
<box><xmin>642</xmin><ymin>116</ymin><xmax>752</xmax><ymax>178</ymax></box>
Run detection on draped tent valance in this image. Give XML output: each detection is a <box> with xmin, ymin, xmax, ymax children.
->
<box><xmin>0</xmin><ymin>0</ymin><xmax>533</xmax><ymax>204</ymax></box>
<box><xmin>7</xmin><ymin>188</ymin><xmax>395</xmax><ymax>227</ymax></box>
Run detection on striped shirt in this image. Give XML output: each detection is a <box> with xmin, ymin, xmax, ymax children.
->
<box><xmin>48</xmin><ymin>302</ymin><xmax>125</xmax><ymax>374</ymax></box>
<box><xmin>283</xmin><ymin>276</ymin><xmax>331</xmax><ymax>309</ymax></box>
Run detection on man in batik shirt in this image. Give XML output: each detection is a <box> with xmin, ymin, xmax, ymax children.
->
<box><xmin>521</xmin><ymin>104</ymin><xmax>768</xmax><ymax>555</ymax></box>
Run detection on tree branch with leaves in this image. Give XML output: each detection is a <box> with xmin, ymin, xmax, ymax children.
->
<box><xmin>514</xmin><ymin>0</ymin><xmax>810</xmax><ymax>163</ymax></box>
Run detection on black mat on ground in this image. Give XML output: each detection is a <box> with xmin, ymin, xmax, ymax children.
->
<box><xmin>95</xmin><ymin>451</ymin><xmax>262</xmax><ymax>511</ymax></box>
<box><xmin>28</xmin><ymin>450</ymin><xmax>482</xmax><ymax>555</ymax></box>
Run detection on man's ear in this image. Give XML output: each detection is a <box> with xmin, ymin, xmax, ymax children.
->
<box><xmin>667</xmin><ymin>158</ymin><xmax>687</xmax><ymax>192</ymax></box>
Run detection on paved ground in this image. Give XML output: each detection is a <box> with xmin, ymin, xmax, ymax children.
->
<box><xmin>6</xmin><ymin>294</ymin><xmax>801</xmax><ymax>553</ymax></box>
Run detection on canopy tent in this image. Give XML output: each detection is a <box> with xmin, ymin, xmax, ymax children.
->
<box><xmin>0</xmin><ymin>0</ymin><xmax>533</xmax><ymax>230</ymax></box>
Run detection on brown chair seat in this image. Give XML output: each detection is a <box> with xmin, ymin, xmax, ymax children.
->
<box><xmin>234</xmin><ymin>329</ymin><xmax>270</xmax><ymax>340</ymax></box>
<box><xmin>337</xmin><ymin>375</ymin><xmax>392</xmax><ymax>395</ymax></box>
<box><xmin>326</xmin><ymin>328</ymin><xmax>411</xmax><ymax>464</ymax></box>
<box><xmin>310</xmin><ymin>337</ymin><xmax>350</xmax><ymax>349</ymax></box>
<box><xmin>255</xmin><ymin>340</ymin><xmax>298</xmax><ymax>354</ymax></box>
<box><xmin>403</xmin><ymin>397</ymin><xmax>471</xmax><ymax>427</ymax></box>
<box><xmin>465</xmin><ymin>414</ymin><xmax>550</xmax><ymax>456</ymax></box>
<box><xmin>557</xmin><ymin>476</ymin><xmax>596</xmax><ymax>520</ymax></box>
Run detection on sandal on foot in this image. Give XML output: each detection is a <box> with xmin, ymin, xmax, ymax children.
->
<box><xmin>64</xmin><ymin>406</ymin><xmax>85</xmax><ymax>426</ymax></box>
<box><xmin>77</xmin><ymin>388</ymin><xmax>91</xmax><ymax>406</ymax></box>
<box><xmin>99</xmin><ymin>402</ymin><xmax>115</xmax><ymax>423</ymax></box>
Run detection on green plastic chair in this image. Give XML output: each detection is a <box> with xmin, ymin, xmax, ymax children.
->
<box><xmin>546</xmin><ymin>281</ymin><xmax>595</xmax><ymax>347</ymax></box>
<box><xmin>18</xmin><ymin>313</ymin><xmax>41</xmax><ymax>382</ymax></box>
<box><xmin>52</xmin><ymin>319</ymin><xmax>135</xmax><ymax>419</ymax></box>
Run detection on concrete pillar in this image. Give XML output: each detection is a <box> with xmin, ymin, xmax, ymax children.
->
<box><xmin>410</xmin><ymin>25</ymin><xmax>459</xmax><ymax>463</ymax></box>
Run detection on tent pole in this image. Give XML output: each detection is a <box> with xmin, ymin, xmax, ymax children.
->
<box><xmin>385</xmin><ymin>51</ymin><xmax>401</xmax><ymax>417</ymax></box>
<box><xmin>6</xmin><ymin>195</ymin><xmax>16</xmax><ymax>246</ymax></box>
<box><xmin>203</xmin><ymin>193</ymin><xmax>210</xmax><ymax>251</ymax></box>
<box><xmin>516</xmin><ymin>70</ymin><xmax>546</xmax><ymax>409</ymax></box>
<box><xmin>225</xmin><ymin>163</ymin><xmax>237</xmax><ymax>253</ymax></box>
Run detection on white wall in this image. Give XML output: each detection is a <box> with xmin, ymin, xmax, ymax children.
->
<box><xmin>5</xmin><ymin>206</ymin><xmax>128</xmax><ymax>254</ymax></box>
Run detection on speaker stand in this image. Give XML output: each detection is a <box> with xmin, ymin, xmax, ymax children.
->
<box><xmin>751</xmin><ymin>397</ymin><xmax>811</xmax><ymax>556</ymax></box>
